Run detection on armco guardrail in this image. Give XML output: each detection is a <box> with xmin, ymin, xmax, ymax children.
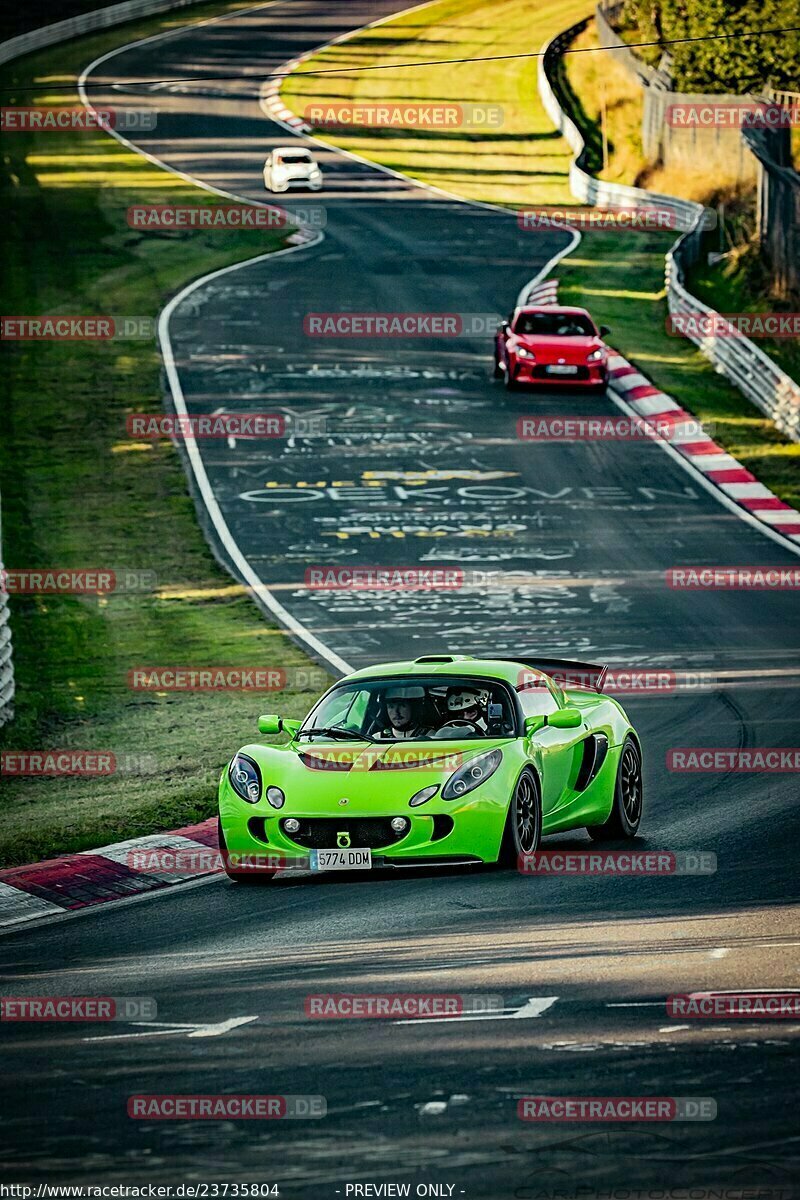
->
<box><xmin>0</xmin><ymin>499</ymin><xmax>14</xmax><ymax>727</ymax></box>
<box><xmin>538</xmin><ymin>21</ymin><xmax>800</xmax><ymax>443</ymax></box>
<box><xmin>0</xmin><ymin>0</ymin><xmax>210</xmax><ymax>66</ymax></box>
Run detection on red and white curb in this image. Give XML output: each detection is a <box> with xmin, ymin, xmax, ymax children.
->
<box><xmin>606</xmin><ymin>356</ymin><xmax>800</xmax><ymax>544</ymax></box>
<box><xmin>262</xmin><ymin>60</ymin><xmax>311</xmax><ymax>132</ymax></box>
<box><xmin>0</xmin><ymin>819</ymin><xmax>218</xmax><ymax>929</ymax></box>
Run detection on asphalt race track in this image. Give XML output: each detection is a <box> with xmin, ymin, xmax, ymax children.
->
<box><xmin>2</xmin><ymin>2</ymin><xmax>800</xmax><ymax>1194</ymax></box>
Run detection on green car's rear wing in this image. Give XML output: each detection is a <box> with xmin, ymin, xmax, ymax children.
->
<box><xmin>487</xmin><ymin>657</ymin><xmax>609</xmax><ymax>693</ymax></box>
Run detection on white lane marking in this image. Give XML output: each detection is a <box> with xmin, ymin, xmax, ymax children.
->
<box><xmin>709</xmin><ymin>947</ymin><xmax>730</xmax><ymax>958</ymax></box>
<box><xmin>158</xmin><ymin>238</ymin><xmax>352</xmax><ymax>676</ymax></box>
<box><xmin>514</xmin><ymin>230</ymin><xmax>580</xmax><ymax>310</ymax></box>
<box><xmin>606</xmin><ymin>1001</ymin><xmax>663</xmax><ymax>1007</ymax></box>
<box><xmin>84</xmin><ymin>1015</ymin><xmax>258</xmax><ymax>1042</ymax></box>
<box><xmin>395</xmin><ymin>996</ymin><xmax>558</xmax><ymax>1025</ymax></box>
<box><xmin>419</xmin><ymin>1100</ymin><xmax>448</xmax><ymax>1115</ymax></box>
<box><xmin>77</xmin><ymin>1</ymin><xmax>288</xmax><ymax>206</ymax></box>
<box><xmin>257</xmin><ymin>0</ymin><xmax>523</xmax><ymax>216</ymax></box>
<box><xmin>659</xmin><ymin>1025</ymin><xmax>690</xmax><ymax>1032</ymax></box>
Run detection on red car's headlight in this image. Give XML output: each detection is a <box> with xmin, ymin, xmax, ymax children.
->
<box><xmin>515</xmin><ymin>346</ymin><xmax>534</xmax><ymax>359</ymax></box>
<box><xmin>587</xmin><ymin>347</ymin><xmax>605</xmax><ymax>362</ymax></box>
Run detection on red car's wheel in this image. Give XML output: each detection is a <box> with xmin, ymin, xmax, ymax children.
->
<box><xmin>503</xmin><ymin>361</ymin><xmax>519</xmax><ymax>391</ymax></box>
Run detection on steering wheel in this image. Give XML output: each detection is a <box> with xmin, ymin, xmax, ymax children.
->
<box><xmin>433</xmin><ymin>719</ymin><xmax>483</xmax><ymax>737</ymax></box>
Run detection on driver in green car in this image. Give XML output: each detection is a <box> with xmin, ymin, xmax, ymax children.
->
<box><xmin>436</xmin><ymin>686</ymin><xmax>489</xmax><ymax>736</ymax></box>
<box><xmin>376</xmin><ymin>685</ymin><xmax>433</xmax><ymax>740</ymax></box>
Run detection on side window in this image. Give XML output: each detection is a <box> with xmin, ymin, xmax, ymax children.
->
<box><xmin>517</xmin><ymin>681</ymin><xmax>560</xmax><ymax>718</ymax></box>
<box><xmin>345</xmin><ymin>689</ymin><xmax>370</xmax><ymax>730</ymax></box>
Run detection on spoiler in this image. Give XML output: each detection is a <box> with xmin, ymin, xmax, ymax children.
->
<box><xmin>486</xmin><ymin>657</ymin><xmax>609</xmax><ymax>693</ymax></box>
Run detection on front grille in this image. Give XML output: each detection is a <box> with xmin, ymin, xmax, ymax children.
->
<box><xmin>279</xmin><ymin>818</ymin><xmax>408</xmax><ymax>850</ymax></box>
<box><xmin>531</xmin><ymin>364</ymin><xmax>590</xmax><ymax>380</ymax></box>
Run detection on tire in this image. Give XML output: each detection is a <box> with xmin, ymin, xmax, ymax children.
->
<box><xmin>499</xmin><ymin>768</ymin><xmax>542</xmax><ymax>866</ymax></box>
<box><xmin>586</xmin><ymin>736</ymin><xmax>643</xmax><ymax>841</ymax></box>
<box><xmin>218</xmin><ymin>818</ymin><xmax>273</xmax><ymax>884</ymax></box>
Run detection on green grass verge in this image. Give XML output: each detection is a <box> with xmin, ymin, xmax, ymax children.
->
<box><xmin>282</xmin><ymin>0</ymin><xmax>799</xmax><ymax>511</ymax></box>
<box><xmin>283</xmin><ymin>0</ymin><xmax>592</xmax><ymax>208</ymax></box>
<box><xmin>0</xmin><ymin>0</ymin><xmax>330</xmax><ymax>867</ymax></box>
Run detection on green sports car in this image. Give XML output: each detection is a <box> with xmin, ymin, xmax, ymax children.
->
<box><xmin>217</xmin><ymin>654</ymin><xmax>643</xmax><ymax>881</ymax></box>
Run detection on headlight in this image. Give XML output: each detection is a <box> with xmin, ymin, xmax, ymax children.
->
<box><xmin>442</xmin><ymin>749</ymin><xmax>503</xmax><ymax>800</ymax></box>
<box><xmin>516</xmin><ymin>346</ymin><xmax>534</xmax><ymax>359</ymax></box>
<box><xmin>409</xmin><ymin>784</ymin><xmax>439</xmax><ymax>808</ymax></box>
<box><xmin>229</xmin><ymin>753</ymin><xmax>262</xmax><ymax>803</ymax></box>
<box><xmin>587</xmin><ymin>347</ymin><xmax>605</xmax><ymax>362</ymax></box>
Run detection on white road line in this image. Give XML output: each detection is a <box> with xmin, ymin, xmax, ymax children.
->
<box><xmin>84</xmin><ymin>1015</ymin><xmax>258</xmax><ymax>1042</ymax></box>
<box><xmin>395</xmin><ymin>996</ymin><xmax>558</xmax><ymax>1025</ymax></box>
<box><xmin>77</xmin><ymin>1</ymin><xmax>288</xmax><ymax>207</ymax></box>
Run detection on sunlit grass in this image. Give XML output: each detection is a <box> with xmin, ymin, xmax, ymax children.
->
<box><xmin>283</xmin><ymin>0</ymin><xmax>593</xmax><ymax>207</ymax></box>
<box><xmin>0</xmin><ymin>0</ymin><xmax>329</xmax><ymax>867</ymax></box>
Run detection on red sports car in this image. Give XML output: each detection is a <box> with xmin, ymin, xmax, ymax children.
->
<box><xmin>494</xmin><ymin>305</ymin><xmax>610</xmax><ymax>390</ymax></box>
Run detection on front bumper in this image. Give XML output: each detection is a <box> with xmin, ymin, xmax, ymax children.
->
<box><xmin>510</xmin><ymin>359</ymin><xmax>608</xmax><ymax>387</ymax></box>
<box><xmin>219</xmin><ymin>777</ymin><xmax>508</xmax><ymax>867</ymax></box>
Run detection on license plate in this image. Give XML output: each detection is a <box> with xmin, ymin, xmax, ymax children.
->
<box><xmin>310</xmin><ymin>847</ymin><xmax>372</xmax><ymax>871</ymax></box>
<box><xmin>546</xmin><ymin>364</ymin><xmax>578</xmax><ymax>375</ymax></box>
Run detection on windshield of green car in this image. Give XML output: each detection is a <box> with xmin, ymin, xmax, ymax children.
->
<box><xmin>298</xmin><ymin>676</ymin><xmax>518</xmax><ymax>741</ymax></box>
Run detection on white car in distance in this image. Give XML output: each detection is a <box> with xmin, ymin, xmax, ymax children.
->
<box><xmin>264</xmin><ymin>147</ymin><xmax>323</xmax><ymax>193</ymax></box>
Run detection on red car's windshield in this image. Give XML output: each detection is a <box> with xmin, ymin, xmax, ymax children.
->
<box><xmin>513</xmin><ymin>312</ymin><xmax>596</xmax><ymax>337</ymax></box>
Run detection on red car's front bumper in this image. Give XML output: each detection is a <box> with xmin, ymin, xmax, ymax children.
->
<box><xmin>509</xmin><ymin>357</ymin><xmax>608</xmax><ymax>388</ymax></box>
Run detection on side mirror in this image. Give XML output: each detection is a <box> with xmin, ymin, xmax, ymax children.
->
<box><xmin>599</xmin><ymin>324</ymin><xmax>610</xmax><ymax>337</ymax></box>
<box><xmin>258</xmin><ymin>714</ymin><xmax>282</xmax><ymax>734</ymax></box>
<box><xmin>548</xmin><ymin>707</ymin><xmax>582</xmax><ymax>729</ymax></box>
<box><xmin>524</xmin><ymin>715</ymin><xmax>547</xmax><ymax>736</ymax></box>
<box><xmin>258</xmin><ymin>715</ymin><xmax>302</xmax><ymax>738</ymax></box>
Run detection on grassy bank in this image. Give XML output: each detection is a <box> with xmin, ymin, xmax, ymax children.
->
<box><xmin>282</xmin><ymin>0</ymin><xmax>799</xmax><ymax>509</ymax></box>
<box><xmin>0</xmin><ymin>1</ymin><xmax>328</xmax><ymax>866</ymax></box>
